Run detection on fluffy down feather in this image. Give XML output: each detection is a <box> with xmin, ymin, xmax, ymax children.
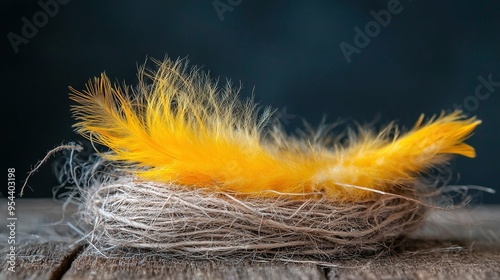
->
<box><xmin>69</xmin><ymin>58</ymin><xmax>480</xmax><ymax>201</ymax></box>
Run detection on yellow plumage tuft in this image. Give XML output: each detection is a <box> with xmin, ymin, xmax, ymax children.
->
<box><xmin>69</xmin><ymin>58</ymin><xmax>481</xmax><ymax>201</ymax></box>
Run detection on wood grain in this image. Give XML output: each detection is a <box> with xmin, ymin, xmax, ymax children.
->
<box><xmin>0</xmin><ymin>242</ymin><xmax>83</xmax><ymax>280</ymax></box>
<box><xmin>1</xmin><ymin>199</ymin><xmax>499</xmax><ymax>280</ymax></box>
<box><xmin>63</xmin><ymin>256</ymin><xmax>327</xmax><ymax>280</ymax></box>
<box><xmin>330</xmin><ymin>240</ymin><xmax>500</xmax><ymax>280</ymax></box>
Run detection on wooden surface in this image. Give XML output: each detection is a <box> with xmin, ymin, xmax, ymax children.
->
<box><xmin>1</xmin><ymin>199</ymin><xmax>499</xmax><ymax>280</ymax></box>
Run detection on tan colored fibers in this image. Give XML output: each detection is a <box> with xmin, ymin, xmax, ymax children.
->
<box><xmin>75</xmin><ymin>174</ymin><xmax>427</xmax><ymax>263</ymax></box>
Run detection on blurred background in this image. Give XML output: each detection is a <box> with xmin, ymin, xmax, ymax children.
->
<box><xmin>2</xmin><ymin>0</ymin><xmax>499</xmax><ymax>203</ymax></box>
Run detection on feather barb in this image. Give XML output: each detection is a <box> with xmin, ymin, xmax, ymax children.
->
<box><xmin>70</xmin><ymin>58</ymin><xmax>480</xmax><ymax>201</ymax></box>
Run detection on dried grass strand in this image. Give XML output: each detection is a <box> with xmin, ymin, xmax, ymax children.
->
<box><xmin>75</xmin><ymin>176</ymin><xmax>426</xmax><ymax>262</ymax></box>
<box><xmin>49</xmin><ymin>150</ymin><xmax>491</xmax><ymax>264</ymax></box>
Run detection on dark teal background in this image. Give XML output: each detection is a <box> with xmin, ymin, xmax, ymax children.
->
<box><xmin>2</xmin><ymin>1</ymin><xmax>499</xmax><ymax>203</ymax></box>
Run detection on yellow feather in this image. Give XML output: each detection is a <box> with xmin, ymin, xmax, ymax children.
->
<box><xmin>69</xmin><ymin>58</ymin><xmax>480</xmax><ymax>201</ymax></box>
